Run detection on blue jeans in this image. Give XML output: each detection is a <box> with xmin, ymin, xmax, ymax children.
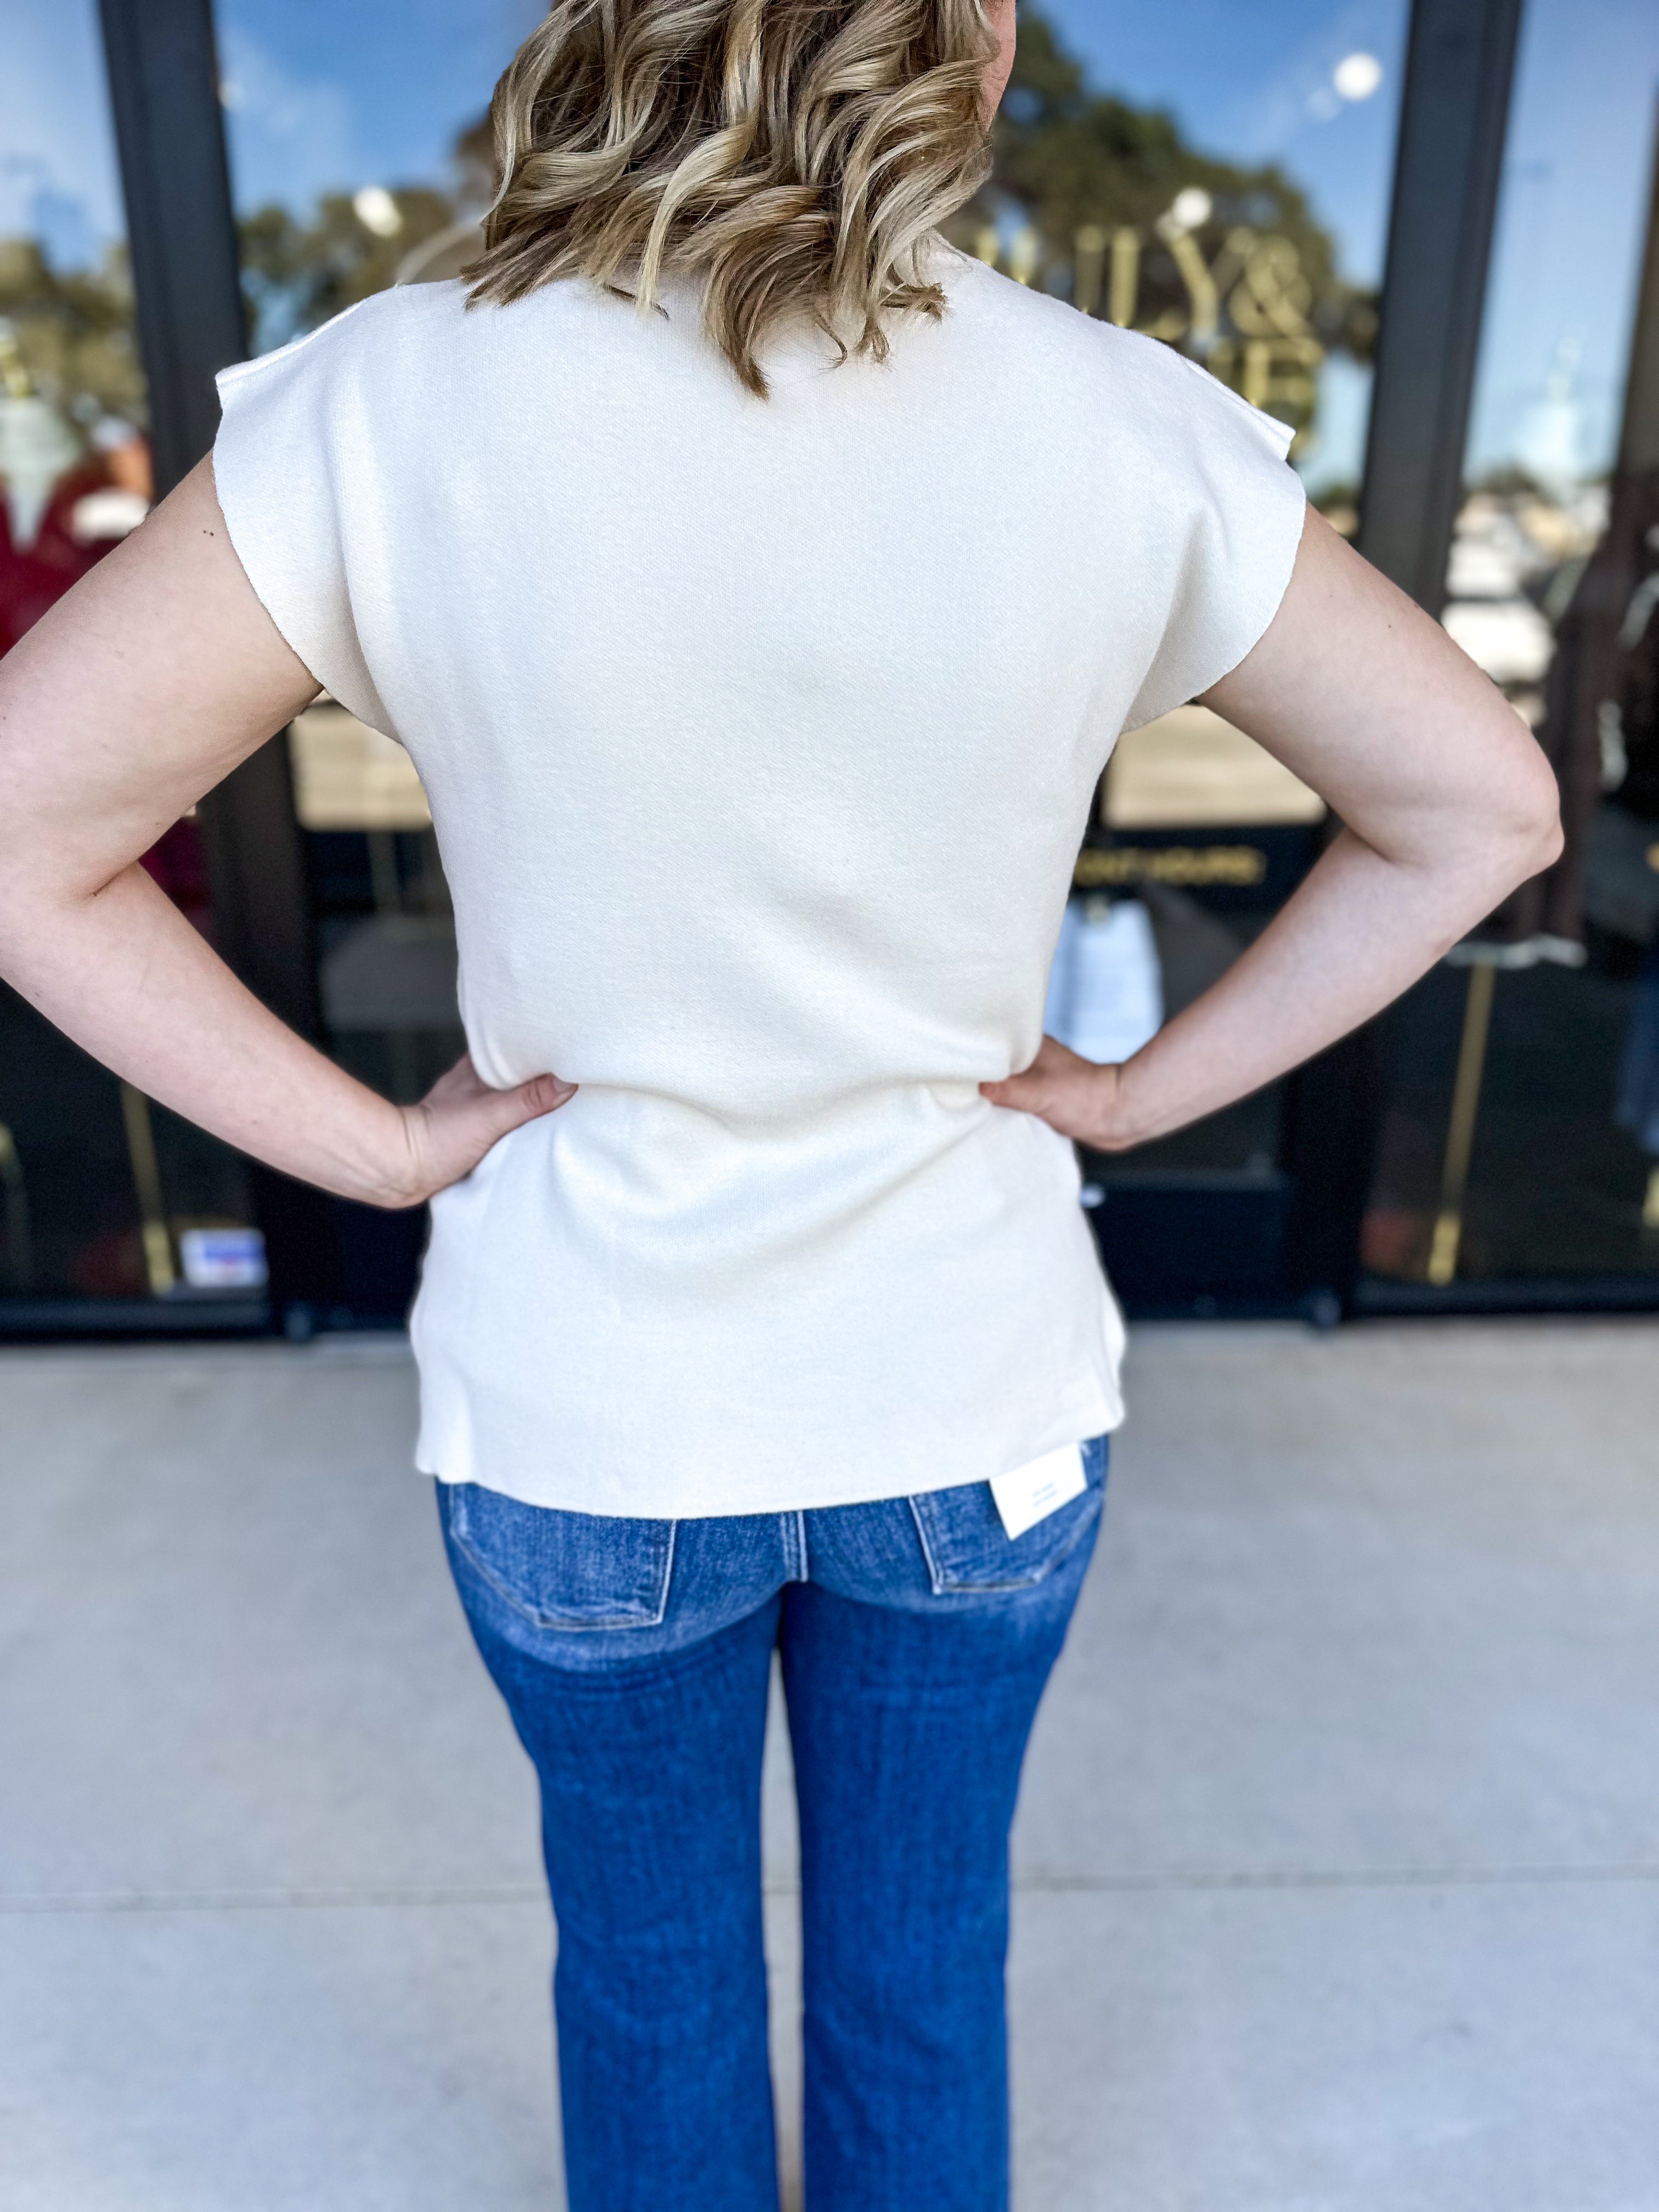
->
<box><xmin>437</xmin><ymin>1437</ymin><xmax>1108</xmax><ymax>2212</ymax></box>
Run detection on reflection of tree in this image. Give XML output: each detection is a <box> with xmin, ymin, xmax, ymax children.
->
<box><xmin>237</xmin><ymin>115</ymin><xmax>496</xmax><ymax>354</ymax></box>
<box><xmin>238</xmin><ymin>188</ymin><xmax>461</xmax><ymax>353</ymax></box>
<box><xmin>0</xmin><ymin>238</ymin><xmax>148</xmax><ymax>426</ymax></box>
<box><xmin>233</xmin><ymin>33</ymin><xmax>1370</xmax><ymax>460</ymax></box>
<box><xmin>947</xmin><ymin>9</ymin><xmax>1377</xmax><ymax>455</ymax></box>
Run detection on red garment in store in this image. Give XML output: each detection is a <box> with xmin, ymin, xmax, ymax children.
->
<box><xmin>2</xmin><ymin>439</ymin><xmax>212</xmax><ymax>928</ymax></box>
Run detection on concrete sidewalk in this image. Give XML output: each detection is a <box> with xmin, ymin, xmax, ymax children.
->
<box><xmin>2</xmin><ymin>1321</ymin><xmax>1656</xmax><ymax>2210</ymax></box>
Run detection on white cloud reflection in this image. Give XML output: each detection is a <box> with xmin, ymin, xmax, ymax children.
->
<box><xmin>215</xmin><ymin>23</ymin><xmax>357</xmax><ymax>213</ymax></box>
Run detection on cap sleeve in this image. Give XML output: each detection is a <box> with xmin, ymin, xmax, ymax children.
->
<box><xmin>1121</xmin><ymin>352</ymin><xmax>1308</xmax><ymax>734</ymax></box>
<box><xmin>212</xmin><ymin>307</ymin><xmax>395</xmax><ymax>737</ymax></box>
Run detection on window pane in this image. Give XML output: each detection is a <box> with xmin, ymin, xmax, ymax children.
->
<box><xmin>210</xmin><ymin>0</ymin><xmax>1409</xmax><ymax>1308</ymax></box>
<box><xmin>212</xmin><ymin>4</ymin><xmax>541</xmax><ymax>1126</ymax></box>
<box><xmin>216</xmin><ymin>0</ymin><xmax>543</xmax><ymax>356</ymax></box>
<box><xmin>1362</xmin><ymin>0</ymin><xmax>1659</xmax><ymax>1289</ymax></box>
<box><xmin>966</xmin><ymin>1</ymin><xmax>1405</xmax><ymax>1254</ymax></box>
<box><xmin>0</xmin><ymin>0</ymin><xmax>264</xmax><ymax>1310</ymax></box>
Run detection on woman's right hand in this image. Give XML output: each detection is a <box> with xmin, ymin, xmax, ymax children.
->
<box><xmin>382</xmin><ymin>1056</ymin><xmax>577</xmax><ymax>1209</ymax></box>
<box><xmin>0</xmin><ymin>460</ymin><xmax>583</xmax><ymax>1216</ymax></box>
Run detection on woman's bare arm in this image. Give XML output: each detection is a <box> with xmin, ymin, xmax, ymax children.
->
<box><xmin>981</xmin><ymin>508</ymin><xmax>1565</xmax><ymax>1148</ymax></box>
<box><xmin>0</xmin><ymin>457</ymin><xmax>571</xmax><ymax>1207</ymax></box>
<box><xmin>1</xmin><ymin>470</ymin><xmax>1558</xmax><ymax>1189</ymax></box>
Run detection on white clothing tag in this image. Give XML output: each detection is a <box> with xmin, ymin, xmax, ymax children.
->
<box><xmin>989</xmin><ymin>1443</ymin><xmax>1087</xmax><ymax>1541</ymax></box>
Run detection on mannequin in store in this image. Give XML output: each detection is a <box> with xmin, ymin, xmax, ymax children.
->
<box><xmin>0</xmin><ymin>1</ymin><xmax>1561</xmax><ymax>2205</ymax></box>
<box><xmin>0</xmin><ymin>326</ymin><xmax>153</xmax><ymax>656</ymax></box>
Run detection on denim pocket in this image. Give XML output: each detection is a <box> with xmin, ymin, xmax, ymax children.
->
<box><xmin>442</xmin><ymin>1482</ymin><xmax>676</xmax><ymax>1630</ymax></box>
<box><xmin>907</xmin><ymin>1436</ymin><xmax>1108</xmax><ymax>1595</ymax></box>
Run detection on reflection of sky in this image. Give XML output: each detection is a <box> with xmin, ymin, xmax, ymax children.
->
<box><xmin>1465</xmin><ymin>0</ymin><xmax>1659</xmax><ymax>486</ymax></box>
<box><xmin>215</xmin><ymin>1</ymin><xmax>543</xmax><ymax>215</ymax></box>
<box><xmin>0</xmin><ymin>0</ymin><xmax>126</xmax><ymax>260</ymax></box>
<box><xmin>0</xmin><ymin>0</ymin><xmax>1412</xmax><ymax>289</ymax></box>
<box><xmin>212</xmin><ymin>0</ymin><xmax>1406</xmax><ymax>486</ymax></box>
<box><xmin>5</xmin><ymin>0</ymin><xmax>1657</xmax><ymax>489</ymax></box>
<box><xmin>216</xmin><ymin>0</ymin><xmax>1409</xmax><ymax>281</ymax></box>
<box><xmin>1035</xmin><ymin>0</ymin><xmax>1407</xmax><ymax>492</ymax></box>
<box><xmin>1056</xmin><ymin>0</ymin><xmax>1659</xmax><ymax>487</ymax></box>
<box><xmin>1040</xmin><ymin>0</ymin><xmax>1408</xmax><ymax>288</ymax></box>
<box><xmin>214</xmin><ymin>0</ymin><xmax>1410</xmax><ymax>286</ymax></box>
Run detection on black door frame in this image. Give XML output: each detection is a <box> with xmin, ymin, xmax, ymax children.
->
<box><xmin>10</xmin><ymin>0</ymin><xmax>1553</xmax><ymax>1333</ymax></box>
<box><xmin>1278</xmin><ymin>0</ymin><xmax>1527</xmax><ymax>1318</ymax></box>
<box><xmin>96</xmin><ymin>0</ymin><xmax>342</xmax><ymax>1330</ymax></box>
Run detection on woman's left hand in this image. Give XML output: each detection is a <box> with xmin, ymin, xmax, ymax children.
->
<box><xmin>991</xmin><ymin>510</ymin><xmax>1564</xmax><ymax>1158</ymax></box>
<box><xmin>980</xmin><ymin>1037</ymin><xmax>1139</xmax><ymax>1152</ymax></box>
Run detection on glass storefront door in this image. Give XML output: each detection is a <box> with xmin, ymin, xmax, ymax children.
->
<box><xmin>1361</xmin><ymin>0</ymin><xmax>1659</xmax><ymax>1301</ymax></box>
<box><xmin>205</xmin><ymin>0</ymin><xmax>1418</xmax><ymax>1320</ymax></box>
<box><xmin>952</xmin><ymin>0</ymin><xmax>1409</xmax><ymax>1307</ymax></box>
<box><xmin>180</xmin><ymin>0</ymin><xmax>1415</xmax><ymax>1321</ymax></box>
<box><xmin>12</xmin><ymin>0</ymin><xmax>1656</xmax><ymax>1333</ymax></box>
<box><xmin>206</xmin><ymin>0</ymin><xmax>543</xmax><ymax>1317</ymax></box>
<box><xmin>0</xmin><ymin>0</ymin><xmax>267</xmax><ymax>1324</ymax></box>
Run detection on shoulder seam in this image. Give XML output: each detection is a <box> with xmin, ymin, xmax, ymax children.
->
<box><xmin>1164</xmin><ymin>345</ymin><xmax>1297</xmax><ymax>450</ymax></box>
<box><xmin>216</xmin><ymin>285</ymin><xmax>425</xmax><ymax>390</ymax></box>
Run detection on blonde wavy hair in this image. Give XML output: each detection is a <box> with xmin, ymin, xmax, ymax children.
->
<box><xmin>463</xmin><ymin>0</ymin><xmax>997</xmax><ymax>396</ymax></box>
